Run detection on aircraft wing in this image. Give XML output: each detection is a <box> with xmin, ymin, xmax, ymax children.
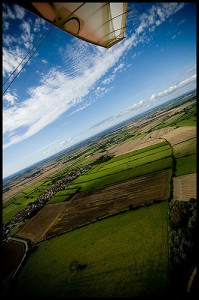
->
<box><xmin>19</xmin><ymin>2</ymin><xmax>128</xmax><ymax>48</ymax></box>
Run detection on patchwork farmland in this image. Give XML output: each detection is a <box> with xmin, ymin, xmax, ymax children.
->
<box><xmin>16</xmin><ymin>169</ymin><xmax>171</xmax><ymax>243</ymax></box>
<box><xmin>3</xmin><ymin>92</ymin><xmax>197</xmax><ymax>298</ymax></box>
<box><xmin>7</xmin><ymin>202</ymin><xmax>169</xmax><ymax>298</ymax></box>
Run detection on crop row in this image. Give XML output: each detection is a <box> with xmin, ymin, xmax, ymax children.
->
<box><xmin>69</xmin><ymin>157</ymin><xmax>173</xmax><ymax>193</ymax></box>
<box><xmin>73</xmin><ymin>148</ymin><xmax>172</xmax><ymax>184</ymax></box>
<box><xmin>88</xmin><ymin>141</ymin><xmax>169</xmax><ymax>174</ymax></box>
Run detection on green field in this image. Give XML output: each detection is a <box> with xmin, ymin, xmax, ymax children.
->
<box><xmin>175</xmin><ymin>153</ymin><xmax>197</xmax><ymax>176</ymax></box>
<box><xmin>175</xmin><ymin>116</ymin><xmax>196</xmax><ymax>127</ymax></box>
<box><xmin>3</xmin><ymin>142</ymin><xmax>173</xmax><ymax>221</ymax></box>
<box><xmin>3</xmin><ymin>179</ymin><xmax>51</xmax><ymax>224</ymax></box>
<box><xmin>79</xmin><ymin>148</ymin><xmax>171</xmax><ymax>180</ymax></box>
<box><xmin>88</xmin><ymin>142</ymin><xmax>170</xmax><ymax>174</ymax></box>
<box><xmin>9</xmin><ymin>202</ymin><xmax>169</xmax><ymax>298</ymax></box>
<box><xmin>48</xmin><ymin>188</ymin><xmax>79</xmax><ymax>204</ymax></box>
<box><xmin>173</xmin><ymin>137</ymin><xmax>196</xmax><ymax>158</ymax></box>
<box><xmin>3</xmin><ymin>193</ymin><xmax>40</xmax><ymax>225</ymax></box>
<box><xmin>153</xmin><ymin>102</ymin><xmax>196</xmax><ymax>130</ymax></box>
<box><xmin>68</xmin><ymin>142</ymin><xmax>172</xmax><ymax>193</ymax></box>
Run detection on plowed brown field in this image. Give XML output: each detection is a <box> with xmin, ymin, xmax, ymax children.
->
<box><xmin>46</xmin><ymin>169</ymin><xmax>171</xmax><ymax>240</ymax></box>
<box><xmin>15</xmin><ymin>169</ymin><xmax>171</xmax><ymax>244</ymax></box>
<box><xmin>173</xmin><ymin>173</ymin><xmax>197</xmax><ymax>201</ymax></box>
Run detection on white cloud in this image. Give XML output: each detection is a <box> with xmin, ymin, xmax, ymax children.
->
<box><xmin>177</xmin><ymin>19</ymin><xmax>186</xmax><ymax>26</ymax></box>
<box><xmin>3</xmin><ymin>2</ymin><xmax>186</xmax><ymax>149</ymax></box>
<box><xmin>3</xmin><ymin>21</ymin><xmax>10</xmax><ymax>31</ymax></box>
<box><xmin>102</xmin><ymin>63</ymin><xmax>125</xmax><ymax>85</ymax></box>
<box><xmin>113</xmin><ymin>63</ymin><xmax>124</xmax><ymax>74</ymax></box>
<box><xmin>3</xmin><ymin>91</ymin><xmax>18</xmax><ymax>105</ymax></box>
<box><xmin>3</xmin><ymin>3</ymin><xmax>26</xmax><ymax>20</ymax></box>
<box><xmin>135</xmin><ymin>2</ymin><xmax>185</xmax><ymax>39</ymax></box>
<box><xmin>3</xmin><ymin>4</ymin><xmax>50</xmax><ymax>77</ymax></box>
<box><xmin>20</xmin><ymin>20</ymin><xmax>34</xmax><ymax>49</ymax></box>
<box><xmin>3</xmin><ymin>35</ymin><xmax>20</xmax><ymax>47</ymax></box>
<box><xmin>150</xmin><ymin>74</ymin><xmax>196</xmax><ymax>101</ymax></box>
<box><xmin>3</xmin><ymin>5</ymin><xmax>15</xmax><ymax>20</ymax></box>
<box><xmin>3</xmin><ymin>47</ymin><xmax>26</xmax><ymax>77</ymax></box>
<box><xmin>33</xmin><ymin>17</ymin><xmax>48</xmax><ymax>32</ymax></box>
<box><xmin>14</xmin><ymin>5</ymin><xmax>25</xmax><ymax>19</ymax></box>
<box><xmin>41</xmin><ymin>59</ymin><xmax>48</xmax><ymax>64</ymax></box>
<box><xmin>42</xmin><ymin>137</ymin><xmax>74</xmax><ymax>155</ymax></box>
<box><xmin>89</xmin><ymin>73</ymin><xmax>196</xmax><ymax>130</ymax></box>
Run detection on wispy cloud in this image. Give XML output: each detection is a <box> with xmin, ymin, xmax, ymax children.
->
<box><xmin>90</xmin><ymin>73</ymin><xmax>196</xmax><ymax>130</ymax></box>
<box><xmin>3</xmin><ymin>46</ymin><xmax>26</xmax><ymax>77</ymax></box>
<box><xmin>41</xmin><ymin>59</ymin><xmax>48</xmax><ymax>64</ymax></box>
<box><xmin>2</xmin><ymin>4</ymin><xmax>25</xmax><ymax>32</ymax></box>
<box><xmin>20</xmin><ymin>20</ymin><xmax>34</xmax><ymax>49</ymax></box>
<box><xmin>3</xmin><ymin>40</ymin><xmax>132</xmax><ymax>149</ymax></box>
<box><xmin>14</xmin><ymin>4</ymin><xmax>25</xmax><ymax>19</ymax></box>
<box><xmin>150</xmin><ymin>74</ymin><xmax>196</xmax><ymax>101</ymax></box>
<box><xmin>102</xmin><ymin>63</ymin><xmax>125</xmax><ymax>85</ymax></box>
<box><xmin>3</xmin><ymin>2</ymin><xmax>186</xmax><ymax>149</ymax></box>
<box><xmin>3</xmin><ymin>3</ymin><xmax>50</xmax><ymax>78</ymax></box>
<box><xmin>3</xmin><ymin>91</ymin><xmax>18</xmax><ymax>106</ymax></box>
<box><xmin>42</xmin><ymin>137</ymin><xmax>74</xmax><ymax>156</ymax></box>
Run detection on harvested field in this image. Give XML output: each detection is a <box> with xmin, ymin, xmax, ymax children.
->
<box><xmin>46</xmin><ymin>169</ymin><xmax>171</xmax><ymax>240</ymax></box>
<box><xmin>16</xmin><ymin>203</ymin><xmax>66</xmax><ymax>243</ymax></box>
<box><xmin>143</xmin><ymin>127</ymin><xmax>175</xmax><ymax>140</ymax></box>
<box><xmin>161</xmin><ymin>126</ymin><xmax>196</xmax><ymax>146</ymax></box>
<box><xmin>108</xmin><ymin>137</ymin><xmax>165</xmax><ymax>156</ymax></box>
<box><xmin>173</xmin><ymin>173</ymin><xmax>197</xmax><ymax>201</ymax></box>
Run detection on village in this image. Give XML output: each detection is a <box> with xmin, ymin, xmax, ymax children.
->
<box><xmin>3</xmin><ymin>164</ymin><xmax>92</xmax><ymax>240</ymax></box>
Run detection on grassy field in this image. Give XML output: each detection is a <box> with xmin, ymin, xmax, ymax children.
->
<box><xmin>8</xmin><ymin>202</ymin><xmax>169</xmax><ymax>298</ymax></box>
<box><xmin>48</xmin><ymin>188</ymin><xmax>79</xmax><ymax>204</ymax></box>
<box><xmin>2</xmin><ymin>142</ymin><xmax>173</xmax><ymax>221</ymax></box>
<box><xmin>88</xmin><ymin>142</ymin><xmax>170</xmax><ymax>174</ymax></box>
<box><xmin>81</xmin><ymin>149</ymin><xmax>171</xmax><ymax>179</ymax></box>
<box><xmin>3</xmin><ymin>179</ymin><xmax>50</xmax><ymax>224</ymax></box>
<box><xmin>3</xmin><ymin>193</ymin><xmax>40</xmax><ymax>225</ymax></box>
<box><xmin>175</xmin><ymin>153</ymin><xmax>197</xmax><ymax>177</ymax></box>
<box><xmin>153</xmin><ymin>102</ymin><xmax>196</xmax><ymax>130</ymax></box>
<box><xmin>173</xmin><ymin>137</ymin><xmax>196</xmax><ymax>158</ymax></box>
<box><xmin>67</xmin><ymin>142</ymin><xmax>172</xmax><ymax>193</ymax></box>
<box><xmin>175</xmin><ymin>116</ymin><xmax>196</xmax><ymax>127</ymax></box>
<box><xmin>68</xmin><ymin>158</ymin><xmax>172</xmax><ymax>193</ymax></box>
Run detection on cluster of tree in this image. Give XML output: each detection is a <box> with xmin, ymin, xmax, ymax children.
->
<box><xmin>129</xmin><ymin>199</ymin><xmax>164</xmax><ymax>212</ymax></box>
<box><xmin>93</xmin><ymin>153</ymin><xmax>113</xmax><ymax>165</ymax></box>
<box><xmin>168</xmin><ymin>198</ymin><xmax>198</xmax><ymax>295</ymax></box>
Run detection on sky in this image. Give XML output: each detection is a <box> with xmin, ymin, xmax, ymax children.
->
<box><xmin>3</xmin><ymin>2</ymin><xmax>196</xmax><ymax>178</ymax></box>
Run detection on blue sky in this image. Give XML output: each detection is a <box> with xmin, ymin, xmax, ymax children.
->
<box><xmin>3</xmin><ymin>2</ymin><xmax>196</xmax><ymax>178</ymax></box>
